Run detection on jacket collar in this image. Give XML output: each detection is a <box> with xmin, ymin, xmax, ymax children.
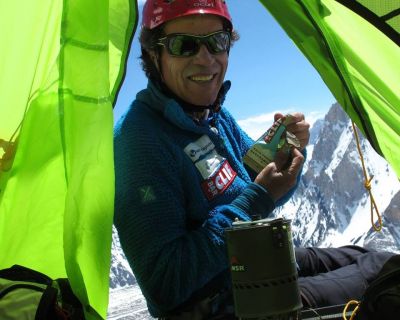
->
<box><xmin>136</xmin><ymin>80</ymin><xmax>231</xmax><ymax>132</ymax></box>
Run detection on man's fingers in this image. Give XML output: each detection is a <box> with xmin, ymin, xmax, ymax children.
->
<box><xmin>289</xmin><ymin>112</ymin><xmax>305</xmax><ymax>123</ymax></box>
<box><xmin>274</xmin><ymin>112</ymin><xmax>284</xmax><ymax>122</ymax></box>
<box><xmin>254</xmin><ymin>162</ymin><xmax>279</xmax><ymax>188</ymax></box>
<box><xmin>274</xmin><ymin>150</ymin><xmax>289</xmax><ymax>171</ymax></box>
<box><xmin>286</xmin><ymin>119</ymin><xmax>310</xmax><ymax>134</ymax></box>
<box><xmin>286</xmin><ymin>119</ymin><xmax>310</xmax><ymax>150</ymax></box>
<box><xmin>285</xmin><ymin>148</ymin><xmax>304</xmax><ymax>177</ymax></box>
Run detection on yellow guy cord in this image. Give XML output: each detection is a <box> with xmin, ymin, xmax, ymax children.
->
<box><xmin>0</xmin><ymin>139</ymin><xmax>16</xmax><ymax>172</ymax></box>
<box><xmin>351</xmin><ymin>121</ymin><xmax>382</xmax><ymax>232</ymax></box>
<box><xmin>342</xmin><ymin>300</ymin><xmax>360</xmax><ymax>320</ymax></box>
<box><xmin>0</xmin><ymin>129</ymin><xmax>19</xmax><ymax>173</ymax></box>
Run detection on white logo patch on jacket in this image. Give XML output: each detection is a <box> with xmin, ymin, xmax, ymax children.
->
<box><xmin>184</xmin><ymin>135</ymin><xmax>237</xmax><ymax>200</ymax></box>
<box><xmin>184</xmin><ymin>135</ymin><xmax>224</xmax><ymax>178</ymax></box>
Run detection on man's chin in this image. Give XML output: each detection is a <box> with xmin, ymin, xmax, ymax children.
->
<box><xmin>185</xmin><ymin>94</ymin><xmax>218</xmax><ymax>107</ymax></box>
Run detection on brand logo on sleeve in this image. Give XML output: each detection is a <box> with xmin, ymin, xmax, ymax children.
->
<box><xmin>201</xmin><ymin>160</ymin><xmax>237</xmax><ymax>200</ymax></box>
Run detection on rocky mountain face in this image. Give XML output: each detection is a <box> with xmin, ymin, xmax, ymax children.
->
<box><xmin>108</xmin><ymin>102</ymin><xmax>400</xmax><ymax>318</ymax></box>
<box><xmin>110</xmin><ymin>226</ymin><xmax>136</xmax><ymax>289</ymax></box>
<box><xmin>274</xmin><ymin>103</ymin><xmax>400</xmax><ymax>252</ymax></box>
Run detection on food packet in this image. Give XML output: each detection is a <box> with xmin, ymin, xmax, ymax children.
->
<box><xmin>243</xmin><ymin>115</ymin><xmax>300</xmax><ymax>173</ymax></box>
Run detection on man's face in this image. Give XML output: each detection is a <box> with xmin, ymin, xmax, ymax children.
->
<box><xmin>159</xmin><ymin>15</ymin><xmax>228</xmax><ymax>106</ymax></box>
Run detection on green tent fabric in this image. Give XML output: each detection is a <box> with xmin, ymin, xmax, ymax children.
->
<box><xmin>1</xmin><ymin>0</ymin><xmax>399</xmax><ymax>317</ymax></box>
<box><xmin>260</xmin><ymin>0</ymin><xmax>400</xmax><ymax>179</ymax></box>
<box><xmin>0</xmin><ymin>0</ymin><xmax>137</xmax><ymax>318</ymax></box>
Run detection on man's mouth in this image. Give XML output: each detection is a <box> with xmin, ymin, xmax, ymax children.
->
<box><xmin>188</xmin><ymin>74</ymin><xmax>215</xmax><ymax>82</ymax></box>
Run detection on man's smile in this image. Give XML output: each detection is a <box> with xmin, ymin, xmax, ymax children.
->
<box><xmin>188</xmin><ymin>74</ymin><xmax>216</xmax><ymax>82</ymax></box>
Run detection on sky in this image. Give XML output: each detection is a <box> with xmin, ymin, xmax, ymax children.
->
<box><xmin>113</xmin><ymin>0</ymin><xmax>336</xmax><ymax>139</ymax></box>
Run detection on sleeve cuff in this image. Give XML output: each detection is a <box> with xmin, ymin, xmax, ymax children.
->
<box><xmin>231</xmin><ymin>182</ymin><xmax>275</xmax><ymax>219</ymax></box>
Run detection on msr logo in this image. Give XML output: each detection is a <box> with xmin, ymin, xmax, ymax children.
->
<box><xmin>201</xmin><ymin>160</ymin><xmax>236</xmax><ymax>200</ymax></box>
<box><xmin>231</xmin><ymin>265</ymin><xmax>245</xmax><ymax>272</ymax></box>
<box><xmin>230</xmin><ymin>256</ymin><xmax>245</xmax><ymax>272</ymax></box>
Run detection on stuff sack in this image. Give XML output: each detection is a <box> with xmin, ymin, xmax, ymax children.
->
<box><xmin>357</xmin><ymin>254</ymin><xmax>400</xmax><ymax>320</ymax></box>
<box><xmin>0</xmin><ymin>264</ymin><xmax>84</xmax><ymax>319</ymax></box>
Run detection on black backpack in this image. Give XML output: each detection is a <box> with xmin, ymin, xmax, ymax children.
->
<box><xmin>0</xmin><ymin>264</ymin><xmax>85</xmax><ymax>319</ymax></box>
<box><xmin>357</xmin><ymin>254</ymin><xmax>400</xmax><ymax>320</ymax></box>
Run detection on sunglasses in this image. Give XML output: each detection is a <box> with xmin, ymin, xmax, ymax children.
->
<box><xmin>156</xmin><ymin>31</ymin><xmax>231</xmax><ymax>57</ymax></box>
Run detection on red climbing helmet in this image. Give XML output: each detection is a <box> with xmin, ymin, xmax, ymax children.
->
<box><xmin>142</xmin><ymin>0</ymin><xmax>233</xmax><ymax>30</ymax></box>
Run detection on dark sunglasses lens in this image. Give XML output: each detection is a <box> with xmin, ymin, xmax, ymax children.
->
<box><xmin>166</xmin><ymin>32</ymin><xmax>230</xmax><ymax>56</ymax></box>
<box><xmin>207</xmin><ymin>32</ymin><xmax>230</xmax><ymax>53</ymax></box>
<box><xmin>168</xmin><ymin>36</ymin><xmax>199</xmax><ymax>56</ymax></box>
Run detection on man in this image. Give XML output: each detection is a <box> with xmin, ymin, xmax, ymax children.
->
<box><xmin>114</xmin><ymin>1</ymin><xmax>393</xmax><ymax>318</ymax></box>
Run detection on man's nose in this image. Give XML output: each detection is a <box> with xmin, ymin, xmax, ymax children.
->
<box><xmin>193</xmin><ymin>44</ymin><xmax>214</xmax><ymax>63</ymax></box>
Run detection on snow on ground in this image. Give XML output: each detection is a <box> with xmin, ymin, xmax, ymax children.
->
<box><xmin>108</xmin><ymin>286</ymin><xmax>152</xmax><ymax>320</ymax></box>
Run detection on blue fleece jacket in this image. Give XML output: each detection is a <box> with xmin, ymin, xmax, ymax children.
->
<box><xmin>113</xmin><ymin>81</ymin><xmax>300</xmax><ymax>317</ymax></box>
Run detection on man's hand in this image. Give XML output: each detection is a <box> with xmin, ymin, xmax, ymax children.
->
<box><xmin>275</xmin><ymin>112</ymin><xmax>310</xmax><ymax>150</ymax></box>
<box><xmin>254</xmin><ymin>148</ymin><xmax>304</xmax><ymax>201</ymax></box>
